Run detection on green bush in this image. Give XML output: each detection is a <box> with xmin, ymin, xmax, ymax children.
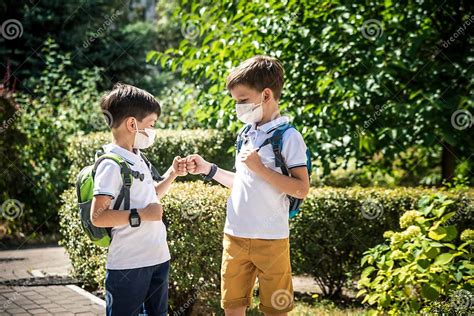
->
<box><xmin>66</xmin><ymin>129</ymin><xmax>234</xmax><ymax>184</ymax></box>
<box><xmin>357</xmin><ymin>194</ymin><xmax>473</xmax><ymax>314</ymax></box>
<box><xmin>59</xmin><ymin>161</ymin><xmax>472</xmax><ymax>313</ymax></box>
<box><xmin>290</xmin><ymin>187</ymin><xmax>473</xmax><ymax>298</ymax></box>
<box><xmin>1</xmin><ymin>39</ymin><xmax>103</xmax><ymax>238</ymax></box>
<box><xmin>59</xmin><ymin>181</ymin><xmax>228</xmax><ymax>314</ymax></box>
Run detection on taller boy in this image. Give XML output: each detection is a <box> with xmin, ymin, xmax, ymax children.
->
<box><xmin>187</xmin><ymin>55</ymin><xmax>310</xmax><ymax>315</ymax></box>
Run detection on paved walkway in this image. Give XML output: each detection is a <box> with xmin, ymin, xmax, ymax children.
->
<box><xmin>0</xmin><ymin>244</ymin><xmax>324</xmax><ymax>315</ymax></box>
<box><xmin>0</xmin><ymin>245</ymin><xmax>105</xmax><ymax>315</ymax></box>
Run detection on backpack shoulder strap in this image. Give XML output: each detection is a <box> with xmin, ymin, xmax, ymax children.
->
<box><xmin>140</xmin><ymin>152</ymin><xmax>164</xmax><ymax>182</ymax></box>
<box><xmin>92</xmin><ymin>153</ymin><xmax>132</xmax><ymax>210</ymax></box>
<box><xmin>235</xmin><ymin>124</ymin><xmax>252</xmax><ymax>154</ymax></box>
<box><xmin>234</xmin><ymin>124</ymin><xmax>252</xmax><ymax>170</ymax></box>
<box><xmin>262</xmin><ymin>123</ymin><xmax>294</xmax><ymax>176</ymax></box>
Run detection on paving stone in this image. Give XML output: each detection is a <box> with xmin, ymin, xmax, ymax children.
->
<box><xmin>5</xmin><ymin>307</ymin><xmax>27</xmax><ymax>314</ymax></box>
<box><xmin>27</xmin><ymin>308</ymin><xmax>49</xmax><ymax>314</ymax></box>
<box><xmin>1</xmin><ymin>246</ymin><xmax>105</xmax><ymax>314</ymax></box>
<box><xmin>47</xmin><ymin>306</ymin><xmax>68</xmax><ymax>313</ymax></box>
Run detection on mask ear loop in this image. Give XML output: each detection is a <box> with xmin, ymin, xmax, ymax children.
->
<box><xmin>132</xmin><ymin>118</ymin><xmax>139</xmax><ymax>132</ymax></box>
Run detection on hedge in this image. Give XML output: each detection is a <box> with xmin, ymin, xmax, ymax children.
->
<box><xmin>66</xmin><ymin>129</ymin><xmax>234</xmax><ymax>184</ymax></box>
<box><xmin>59</xmin><ymin>181</ymin><xmax>228</xmax><ymax>314</ymax></box>
<box><xmin>290</xmin><ymin>187</ymin><xmax>473</xmax><ymax>298</ymax></box>
<box><xmin>59</xmin><ymin>179</ymin><xmax>473</xmax><ymax>313</ymax></box>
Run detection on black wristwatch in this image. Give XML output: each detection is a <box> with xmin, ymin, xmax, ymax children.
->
<box><xmin>202</xmin><ymin>163</ymin><xmax>218</xmax><ymax>181</ymax></box>
<box><xmin>129</xmin><ymin>208</ymin><xmax>141</xmax><ymax>227</ymax></box>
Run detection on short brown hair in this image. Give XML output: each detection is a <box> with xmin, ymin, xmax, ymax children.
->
<box><xmin>100</xmin><ymin>83</ymin><xmax>161</xmax><ymax>128</ymax></box>
<box><xmin>226</xmin><ymin>55</ymin><xmax>285</xmax><ymax>100</ymax></box>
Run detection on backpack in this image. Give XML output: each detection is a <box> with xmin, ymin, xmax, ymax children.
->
<box><xmin>235</xmin><ymin>123</ymin><xmax>312</xmax><ymax>218</ymax></box>
<box><xmin>76</xmin><ymin>147</ymin><xmax>163</xmax><ymax>247</ymax></box>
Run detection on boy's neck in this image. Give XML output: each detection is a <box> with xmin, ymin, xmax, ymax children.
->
<box><xmin>111</xmin><ymin>129</ymin><xmax>135</xmax><ymax>153</ymax></box>
<box><xmin>257</xmin><ymin>102</ymin><xmax>280</xmax><ymax>126</ymax></box>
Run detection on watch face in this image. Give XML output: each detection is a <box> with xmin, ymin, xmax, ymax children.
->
<box><xmin>130</xmin><ymin>215</ymin><xmax>140</xmax><ymax>227</ymax></box>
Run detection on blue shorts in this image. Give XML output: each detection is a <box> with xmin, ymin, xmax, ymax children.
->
<box><xmin>105</xmin><ymin>260</ymin><xmax>169</xmax><ymax>316</ymax></box>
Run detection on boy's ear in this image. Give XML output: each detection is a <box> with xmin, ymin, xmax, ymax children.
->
<box><xmin>263</xmin><ymin>88</ymin><xmax>273</xmax><ymax>103</ymax></box>
<box><xmin>124</xmin><ymin>116</ymin><xmax>136</xmax><ymax>133</ymax></box>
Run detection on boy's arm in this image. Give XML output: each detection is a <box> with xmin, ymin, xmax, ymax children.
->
<box><xmin>91</xmin><ymin>195</ymin><xmax>163</xmax><ymax>227</ymax></box>
<box><xmin>154</xmin><ymin>156</ymin><xmax>187</xmax><ymax>198</ymax></box>
<box><xmin>185</xmin><ymin>154</ymin><xmax>235</xmax><ymax>189</ymax></box>
<box><xmin>243</xmin><ymin>151</ymin><xmax>309</xmax><ymax>198</ymax></box>
<box><xmin>92</xmin><ymin>159</ymin><xmax>163</xmax><ymax>227</ymax></box>
<box><xmin>240</xmin><ymin>129</ymin><xmax>310</xmax><ymax>198</ymax></box>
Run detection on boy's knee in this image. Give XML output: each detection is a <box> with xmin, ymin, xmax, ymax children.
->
<box><xmin>224</xmin><ymin>306</ymin><xmax>246</xmax><ymax>316</ymax></box>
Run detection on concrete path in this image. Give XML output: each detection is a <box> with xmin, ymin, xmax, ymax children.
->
<box><xmin>0</xmin><ymin>245</ymin><xmax>105</xmax><ymax>315</ymax></box>
<box><xmin>0</xmin><ymin>244</ymin><xmax>326</xmax><ymax>315</ymax></box>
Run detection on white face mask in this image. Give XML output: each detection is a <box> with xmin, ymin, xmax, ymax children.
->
<box><xmin>235</xmin><ymin>93</ymin><xmax>264</xmax><ymax>124</ymax></box>
<box><xmin>133</xmin><ymin>119</ymin><xmax>156</xmax><ymax>149</ymax></box>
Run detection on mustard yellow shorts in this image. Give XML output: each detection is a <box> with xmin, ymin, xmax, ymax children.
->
<box><xmin>221</xmin><ymin>233</ymin><xmax>294</xmax><ymax>313</ymax></box>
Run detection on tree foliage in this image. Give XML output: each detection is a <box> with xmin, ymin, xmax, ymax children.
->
<box><xmin>149</xmin><ymin>0</ymin><xmax>473</xmax><ymax>181</ymax></box>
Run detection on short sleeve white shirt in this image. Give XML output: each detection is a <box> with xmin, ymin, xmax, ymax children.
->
<box><xmin>93</xmin><ymin>143</ymin><xmax>170</xmax><ymax>270</ymax></box>
<box><xmin>225</xmin><ymin>116</ymin><xmax>308</xmax><ymax>239</ymax></box>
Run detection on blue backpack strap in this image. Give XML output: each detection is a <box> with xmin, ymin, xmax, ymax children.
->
<box><xmin>235</xmin><ymin>124</ymin><xmax>252</xmax><ymax>154</ymax></box>
<box><xmin>258</xmin><ymin>123</ymin><xmax>294</xmax><ymax>175</ymax></box>
<box><xmin>234</xmin><ymin>124</ymin><xmax>252</xmax><ymax>170</ymax></box>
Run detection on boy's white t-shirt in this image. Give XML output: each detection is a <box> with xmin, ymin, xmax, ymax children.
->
<box><xmin>93</xmin><ymin>143</ymin><xmax>170</xmax><ymax>270</ymax></box>
<box><xmin>225</xmin><ymin>116</ymin><xmax>308</xmax><ymax>239</ymax></box>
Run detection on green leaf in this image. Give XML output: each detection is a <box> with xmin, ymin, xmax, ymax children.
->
<box><xmin>356</xmin><ymin>289</ymin><xmax>367</xmax><ymax>298</ymax></box>
<box><xmin>425</xmin><ymin>246</ymin><xmax>440</xmax><ymax>259</ymax></box>
<box><xmin>421</xmin><ymin>284</ymin><xmax>439</xmax><ymax>300</ymax></box>
<box><xmin>434</xmin><ymin>253</ymin><xmax>453</xmax><ymax>265</ymax></box>
<box><xmin>432</xmin><ymin>205</ymin><xmax>446</xmax><ymax>218</ymax></box>
<box><xmin>440</xmin><ymin>211</ymin><xmax>456</xmax><ymax>223</ymax></box>
<box><xmin>429</xmin><ymin>226</ymin><xmax>447</xmax><ymax>241</ymax></box>
<box><xmin>145</xmin><ymin>50</ymin><xmax>156</xmax><ymax>63</ymax></box>
<box><xmin>417</xmin><ymin>259</ymin><xmax>431</xmax><ymax>270</ymax></box>
<box><xmin>361</xmin><ymin>266</ymin><xmax>375</xmax><ymax>279</ymax></box>
<box><xmin>443</xmin><ymin>226</ymin><xmax>458</xmax><ymax>241</ymax></box>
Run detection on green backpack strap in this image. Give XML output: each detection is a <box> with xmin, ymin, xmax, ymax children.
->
<box><xmin>92</xmin><ymin>153</ymin><xmax>133</xmax><ymax>211</ymax></box>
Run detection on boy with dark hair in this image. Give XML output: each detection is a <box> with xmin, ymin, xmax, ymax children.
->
<box><xmin>91</xmin><ymin>83</ymin><xmax>187</xmax><ymax>315</ymax></box>
<box><xmin>186</xmin><ymin>56</ymin><xmax>310</xmax><ymax>315</ymax></box>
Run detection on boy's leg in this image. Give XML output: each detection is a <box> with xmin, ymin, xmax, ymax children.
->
<box><xmin>251</xmin><ymin>237</ymin><xmax>294</xmax><ymax>315</ymax></box>
<box><xmin>144</xmin><ymin>260</ymin><xmax>170</xmax><ymax>316</ymax></box>
<box><xmin>105</xmin><ymin>266</ymin><xmax>154</xmax><ymax>316</ymax></box>
<box><xmin>221</xmin><ymin>233</ymin><xmax>258</xmax><ymax>313</ymax></box>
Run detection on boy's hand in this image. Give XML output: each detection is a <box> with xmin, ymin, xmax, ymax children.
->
<box><xmin>185</xmin><ymin>154</ymin><xmax>212</xmax><ymax>175</ymax></box>
<box><xmin>241</xmin><ymin>149</ymin><xmax>265</xmax><ymax>173</ymax></box>
<box><xmin>172</xmin><ymin>156</ymin><xmax>188</xmax><ymax>177</ymax></box>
